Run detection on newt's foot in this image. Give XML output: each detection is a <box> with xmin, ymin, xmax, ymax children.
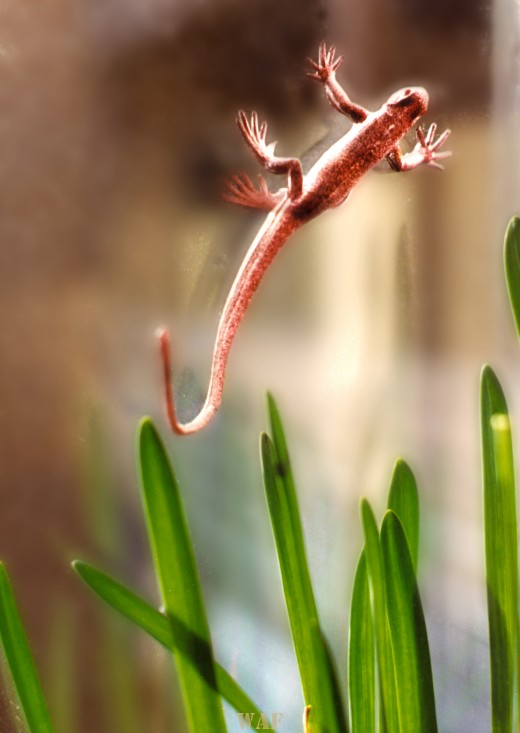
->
<box><xmin>236</xmin><ymin>110</ymin><xmax>303</xmax><ymax>197</ymax></box>
<box><xmin>237</xmin><ymin>110</ymin><xmax>276</xmax><ymax>166</ymax></box>
<box><xmin>415</xmin><ymin>123</ymin><xmax>452</xmax><ymax>169</ymax></box>
<box><xmin>222</xmin><ymin>172</ymin><xmax>282</xmax><ymax>211</ymax></box>
<box><xmin>307</xmin><ymin>42</ymin><xmax>343</xmax><ymax>82</ymax></box>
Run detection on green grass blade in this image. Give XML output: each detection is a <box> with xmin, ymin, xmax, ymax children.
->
<box><xmin>387</xmin><ymin>460</ymin><xmax>419</xmax><ymax>571</ymax></box>
<box><xmin>380</xmin><ymin>511</ymin><xmax>437</xmax><ymax>733</ymax></box>
<box><xmin>138</xmin><ymin>418</ymin><xmax>227</xmax><ymax>733</ymax></box>
<box><xmin>266</xmin><ymin>394</ymin><xmax>348</xmax><ymax>733</ymax></box>
<box><xmin>0</xmin><ymin>563</ymin><xmax>55</xmax><ymax>733</ymax></box>
<box><xmin>504</xmin><ymin>216</ymin><xmax>520</xmax><ymax>339</ymax></box>
<box><xmin>73</xmin><ymin>560</ymin><xmax>172</xmax><ymax>646</ymax></box>
<box><xmin>261</xmin><ymin>430</ymin><xmax>346</xmax><ymax>733</ymax></box>
<box><xmin>72</xmin><ymin>561</ymin><xmax>264</xmax><ymax>720</ymax></box>
<box><xmin>267</xmin><ymin>393</ymin><xmax>348</xmax><ymax>731</ymax></box>
<box><xmin>348</xmin><ymin>552</ymin><xmax>375</xmax><ymax>733</ymax></box>
<box><xmin>266</xmin><ymin>393</ymin><xmax>303</xmax><ymax>527</ymax></box>
<box><xmin>480</xmin><ymin>366</ymin><xmax>518</xmax><ymax>733</ymax></box>
<box><xmin>360</xmin><ymin>499</ymin><xmax>399</xmax><ymax>733</ymax></box>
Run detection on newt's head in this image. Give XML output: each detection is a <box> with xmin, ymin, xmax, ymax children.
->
<box><xmin>386</xmin><ymin>87</ymin><xmax>429</xmax><ymax>122</ymax></box>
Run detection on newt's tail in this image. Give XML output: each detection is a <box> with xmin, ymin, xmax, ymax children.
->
<box><xmin>157</xmin><ymin>328</ymin><xmax>219</xmax><ymax>436</ymax></box>
<box><xmin>157</xmin><ymin>202</ymin><xmax>299</xmax><ymax>436</ymax></box>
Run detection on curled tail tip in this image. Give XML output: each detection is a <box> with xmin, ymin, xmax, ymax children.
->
<box><xmin>155</xmin><ymin>326</ymin><xmax>205</xmax><ymax>436</ymax></box>
<box><xmin>155</xmin><ymin>324</ymin><xmax>219</xmax><ymax>437</ymax></box>
<box><xmin>166</xmin><ymin>410</ymin><xmax>211</xmax><ymax>437</ymax></box>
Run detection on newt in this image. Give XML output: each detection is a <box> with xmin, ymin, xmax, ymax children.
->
<box><xmin>158</xmin><ymin>43</ymin><xmax>451</xmax><ymax>435</ymax></box>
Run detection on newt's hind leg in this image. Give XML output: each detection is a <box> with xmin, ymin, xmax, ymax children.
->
<box><xmin>222</xmin><ymin>173</ymin><xmax>285</xmax><ymax>210</ymax></box>
<box><xmin>237</xmin><ymin>111</ymin><xmax>303</xmax><ymax>199</ymax></box>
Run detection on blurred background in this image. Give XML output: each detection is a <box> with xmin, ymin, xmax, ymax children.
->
<box><xmin>0</xmin><ymin>0</ymin><xmax>516</xmax><ymax>730</ymax></box>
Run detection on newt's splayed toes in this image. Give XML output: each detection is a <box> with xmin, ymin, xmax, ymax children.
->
<box><xmin>158</xmin><ymin>42</ymin><xmax>451</xmax><ymax>435</ymax></box>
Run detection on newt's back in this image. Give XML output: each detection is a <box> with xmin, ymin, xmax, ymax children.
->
<box><xmin>292</xmin><ymin>104</ymin><xmax>417</xmax><ymax>220</ymax></box>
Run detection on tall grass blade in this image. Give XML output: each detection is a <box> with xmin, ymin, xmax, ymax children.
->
<box><xmin>72</xmin><ymin>560</ymin><xmax>264</xmax><ymax>720</ymax></box>
<box><xmin>387</xmin><ymin>460</ymin><xmax>419</xmax><ymax>571</ymax></box>
<box><xmin>261</xmin><ymin>419</ymin><xmax>346</xmax><ymax>732</ymax></box>
<box><xmin>504</xmin><ymin>216</ymin><xmax>520</xmax><ymax>339</ymax></box>
<box><xmin>0</xmin><ymin>563</ymin><xmax>55</xmax><ymax>733</ymax></box>
<box><xmin>480</xmin><ymin>366</ymin><xmax>518</xmax><ymax>733</ymax></box>
<box><xmin>360</xmin><ymin>499</ymin><xmax>399</xmax><ymax>733</ymax></box>
<box><xmin>348</xmin><ymin>552</ymin><xmax>375</xmax><ymax>733</ymax></box>
<box><xmin>380</xmin><ymin>511</ymin><xmax>437</xmax><ymax>733</ymax></box>
<box><xmin>266</xmin><ymin>394</ymin><xmax>347</xmax><ymax>733</ymax></box>
<box><xmin>138</xmin><ymin>418</ymin><xmax>227</xmax><ymax>733</ymax></box>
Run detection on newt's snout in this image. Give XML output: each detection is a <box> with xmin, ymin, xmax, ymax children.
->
<box><xmin>410</xmin><ymin>87</ymin><xmax>429</xmax><ymax>116</ymax></box>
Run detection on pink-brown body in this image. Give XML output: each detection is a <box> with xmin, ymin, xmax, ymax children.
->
<box><xmin>158</xmin><ymin>44</ymin><xmax>451</xmax><ymax>435</ymax></box>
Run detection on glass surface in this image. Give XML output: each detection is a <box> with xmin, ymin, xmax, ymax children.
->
<box><xmin>0</xmin><ymin>0</ymin><xmax>511</xmax><ymax>730</ymax></box>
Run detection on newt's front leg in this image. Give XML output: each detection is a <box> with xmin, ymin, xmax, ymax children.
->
<box><xmin>387</xmin><ymin>123</ymin><xmax>451</xmax><ymax>171</ymax></box>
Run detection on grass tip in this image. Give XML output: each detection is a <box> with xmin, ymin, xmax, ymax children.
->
<box><xmin>392</xmin><ymin>457</ymin><xmax>412</xmax><ymax>473</ymax></box>
<box><xmin>259</xmin><ymin>431</ymin><xmax>271</xmax><ymax>446</ymax></box>
<box><xmin>360</xmin><ymin>496</ymin><xmax>374</xmax><ymax>515</ymax></box>
<box><xmin>480</xmin><ymin>364</ymin><xmax>497</xmax><ymax>382</ymax></box>
<box><xmin>480</xmin><ymin>365</ymin><xmax>507</xmax><ymax>409</ymax></box>
<box><xmin>259</xmin><ymin>433</ymin><xmax>276</xmax><ymax>464</ymax></box>
<box><xmin>138</xmin><ymin>416</ymin><xmax>155</xmax><ymax>434</ymax></box>
<box><xmin>381</xmin><ymin>508</ymin><xmax>398</xmax><ymax>527</ymax></box>
<box><xmin>265</xmin><ymin>391</ymin><xmax>276</xmax><ymax>407</ymax></box>
<box><xmin>480</xmin><ymin>364</ymin><xmax>490</xmax><ymax>377</ymax></box>
<box><xmin>506</xmin><ymin>215</ymin><xmax>520</xmax><ymax>235</ymax></box>
<box><xmin>360</xmin><ymin>497</ymin><xmax>376</xmax><ymax>527</ymax></box>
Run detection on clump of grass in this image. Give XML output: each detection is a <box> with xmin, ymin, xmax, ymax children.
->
<box><xmin>0</xmin><ymin>399</ymin><xmax>472</xmax><ymax>732</ymax></box>
<box><xmin>1</xmin><ymin>217</ymin><xmax>520</xmax><ymax>732</ymax></box>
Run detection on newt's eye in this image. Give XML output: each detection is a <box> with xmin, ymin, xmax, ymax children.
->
<box><xmin>387</xmin><ymin>88</ymin><xmax>417</xmax><ymax>107</ymax></box>
<box><xmin>395</xmin><ymin>95</ymin><xmax>415</xmax><ymax>107</ymax></box>
<box><xmin>388</xmin><ymin>86</ymin><xmax>428</xmax><ymax>115</ymax></box>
